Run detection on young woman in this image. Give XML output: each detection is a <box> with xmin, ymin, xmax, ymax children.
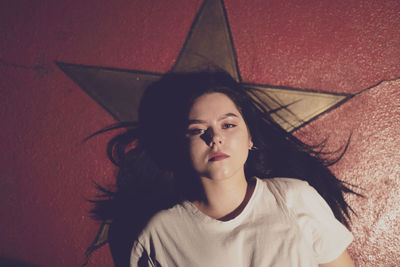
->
<box><xmin>89</xmin><ymin>71</ymin><xmax>358</xmax><ymax>266</ymax></box>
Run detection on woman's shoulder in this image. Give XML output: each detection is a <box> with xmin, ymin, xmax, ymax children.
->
<box><xmin>260</xmin><ymin>177</ymin><xmax>308</xmax><ymax>186</ymax></box>
<box><xmin>257</xmin><ymin>177</ymin><xmax>311</xmax><ymax>194</ymax></box>
<box><xmin>256</xmin><ymin>177</ymin><xmax>317</xmax><ymax>208</ymax></box>
<box><xmin>143</xmin><ymin>203</ymin><xmax>186</xmax><ymax>228</ymax></box>
<box><xmin>257</xmin><ymin>177</ymin><xmax>338</xmax><ymax>218</ymax></box>
<box><xmin>137</xmin><ymin>202</ymin><xmax>193</xmax><ymax>241</ymax></box>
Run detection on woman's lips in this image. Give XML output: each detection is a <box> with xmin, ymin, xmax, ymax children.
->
<box><xmin>208</xmin><ymin>152</ymin><xmax>230</xmax><ymax>161</ymax></box>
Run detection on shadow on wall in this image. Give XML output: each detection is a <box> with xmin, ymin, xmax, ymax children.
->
<box><xmin>0</xmin><ymin>257</ymin><xmax>41</xmax><ymax>267</ymax></box>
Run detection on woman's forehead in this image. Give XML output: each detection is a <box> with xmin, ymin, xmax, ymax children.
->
<box><xmin>188</xmin><ymin>92</ymin><xmax>241</xmax><ymax>119</ymax></box>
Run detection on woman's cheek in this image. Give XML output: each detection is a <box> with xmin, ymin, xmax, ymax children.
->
<box><xmin>188</xmin><ymin>139</ymin><xmax>205</xmax><ymax>164</ymax></box>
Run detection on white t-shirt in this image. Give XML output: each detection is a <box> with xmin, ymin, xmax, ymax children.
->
<box><xmin>130</xmin><ymin>177</ymin><xmax>353</xmax><ymax>267</ymax></box>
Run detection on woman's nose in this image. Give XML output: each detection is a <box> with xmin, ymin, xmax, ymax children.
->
<box><xmin>205</xmin><ymin>127</ymin><xmax>223</xmax><ymax>147</ymax></box>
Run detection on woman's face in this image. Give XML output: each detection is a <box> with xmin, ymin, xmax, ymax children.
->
<box><xmin>185</xmin><ymin>92</ymin><xmax>253</xmax><ymax>181</ymax></box>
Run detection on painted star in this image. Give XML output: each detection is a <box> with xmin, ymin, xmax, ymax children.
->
<box><xmin>57</xmin><ymin>0</ymin><xmax>351</xmax><ymax>133</ymax></box>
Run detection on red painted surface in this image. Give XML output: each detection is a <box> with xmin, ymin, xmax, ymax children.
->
<box><xmin>1</xmin><ymin>0</ymin><xmax>399</xmax><ymax>266</ymax></box>
<box><xmin>295</xmin><ymin>80</ymin><xmax>400</xmax><ymax>266</ymax></box>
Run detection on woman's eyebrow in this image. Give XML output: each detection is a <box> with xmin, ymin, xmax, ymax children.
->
<box><xmin>187</xmin><ymin>119</ymin><xmax>206</xmax><ymax>125</ymax></box>
<box><xmin>218</xmin><ymin>112</ymin><xmax>238</xmax><ymax>121</ymax></box>
<box><xmin>188</xmin><ymin>113</ymin><xmax>238</xmax><ymax>125</ymax></box>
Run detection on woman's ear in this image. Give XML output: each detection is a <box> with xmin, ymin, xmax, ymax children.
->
<box><xmin>249</xmin><ymin>140</ymin><xmax>254</xmax><ymax>150</ymax></box>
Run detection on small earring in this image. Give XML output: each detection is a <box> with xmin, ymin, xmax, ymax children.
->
<box><xmin>249</xmin><ymin>144</ymin><xmax>258</xmax><ymax>151</ymax></box>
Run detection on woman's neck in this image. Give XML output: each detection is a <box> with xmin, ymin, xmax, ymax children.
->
<box><xmin>192</xmin><ymin>173</ymin><xmax>255</xmax><ymax>221</ymax></box>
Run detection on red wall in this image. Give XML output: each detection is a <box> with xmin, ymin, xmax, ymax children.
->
<box><xmin>1</xmin><ymin>0</ymin><xmax>399</xmax><ymax>266</ymax></box>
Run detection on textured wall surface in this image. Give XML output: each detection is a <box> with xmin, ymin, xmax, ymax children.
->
<box><xmin>1</xmin><ymin>0</ymin><xmax>399</xmax><ymax>266</ymax></box>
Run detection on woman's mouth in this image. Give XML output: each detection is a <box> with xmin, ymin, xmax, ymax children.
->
<box><xmin>208</xmin><ymin>152</ymin><xmax>230</xmax><ymax>162</ymax></box>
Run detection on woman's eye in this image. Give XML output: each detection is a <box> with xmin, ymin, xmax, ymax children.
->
<box><xmin>187</xmin><ymin>128</ymin><xmax>205</xmax><ymax>136</ymax></box>
<box><xmin>223</xmin><ymin>123</ymin><xmax>236</xmax><ymax>129</ymax></box>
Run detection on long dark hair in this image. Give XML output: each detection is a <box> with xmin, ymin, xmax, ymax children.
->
<box><xmin>86</xmin><ymin>70</ymin><xmax>360</xmax><ymax>266</ymax></box>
